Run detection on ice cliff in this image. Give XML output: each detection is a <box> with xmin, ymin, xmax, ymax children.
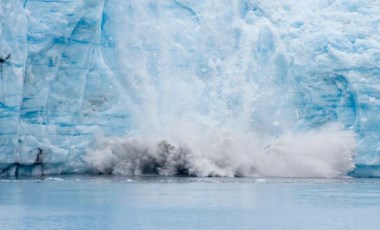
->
<box><xmin>0</xmin><ymin>0</ymin><xmax>379</xmax><ymax>177</ymax></box>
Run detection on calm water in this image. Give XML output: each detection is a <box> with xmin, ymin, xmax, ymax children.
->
<box><xmin>1</xmin><ymin>176</ymin><xmax>380</xmax><ymax>230</ymax></box>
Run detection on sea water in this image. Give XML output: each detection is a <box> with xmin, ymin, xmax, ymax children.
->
<box><xmin>1</xmin><ymin>176</ymin><xmax>380</xmax><ymax>230</ymax></box>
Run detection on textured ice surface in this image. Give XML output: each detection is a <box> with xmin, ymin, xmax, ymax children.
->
<box><xmin>0</xmin><ymin>0</ymin><xmax>379</xmax><ymax>177</ymax></box>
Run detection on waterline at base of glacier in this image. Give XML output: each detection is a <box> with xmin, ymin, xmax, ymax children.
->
<box><xmin>1</xmin><ymin>1</ymin><xmax>380</xmax><ymax>177</ymax></box>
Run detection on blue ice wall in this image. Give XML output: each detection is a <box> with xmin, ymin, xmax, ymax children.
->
<box><xmin>0</xmin><ymin>0</ymin><xmax>380</xmax><ymax>176</ymax></box>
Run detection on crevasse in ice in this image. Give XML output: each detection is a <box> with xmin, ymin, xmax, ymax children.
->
<box><xmin>0</xmin><ymin>0</ymin><xmax>379</xmax><ymax>177</ymax></box>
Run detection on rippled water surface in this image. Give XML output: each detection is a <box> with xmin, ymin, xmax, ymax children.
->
<box><xmin>1</xmin><ymin>176</ymin><xmax>380</xmax><ymax>230</ymax></box>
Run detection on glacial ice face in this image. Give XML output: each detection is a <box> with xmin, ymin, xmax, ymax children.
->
<box><xmin>0</xmin><ymin>0</ymin><xmax>379</xmax><ymax>177</ymax></box>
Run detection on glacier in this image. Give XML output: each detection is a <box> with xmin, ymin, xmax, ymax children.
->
<box><xmin>0</xmin><ymin>0</ymin><xmax>380</xmax><ymax>177</ymax></box>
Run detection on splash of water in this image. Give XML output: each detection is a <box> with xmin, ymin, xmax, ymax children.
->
<box><xmin>86</xmin><ymin>124</ymin><xmax>355</xmax><ymax>177</ymax></box>
<box><xmin>84</xmin><ymin>1</ymin><xmax>358</xmax><ymax>178</ymax></box>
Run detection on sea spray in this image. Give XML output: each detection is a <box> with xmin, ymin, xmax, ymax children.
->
<box><xmin>86</xmin><ymin>123</ymin><xmax>355</xmax><ymax>177</ymax></box>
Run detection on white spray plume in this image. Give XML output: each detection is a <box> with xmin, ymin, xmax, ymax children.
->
<box><xmin>86</xmin><ymin>123</ymin><xmax>355</xmax><ymax>178</ymax></box>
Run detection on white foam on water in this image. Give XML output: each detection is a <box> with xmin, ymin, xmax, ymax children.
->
<box><xmin>44</xmin><ymin>177</ymin><xmax>64</xmax><ymax>182</ymax></box>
